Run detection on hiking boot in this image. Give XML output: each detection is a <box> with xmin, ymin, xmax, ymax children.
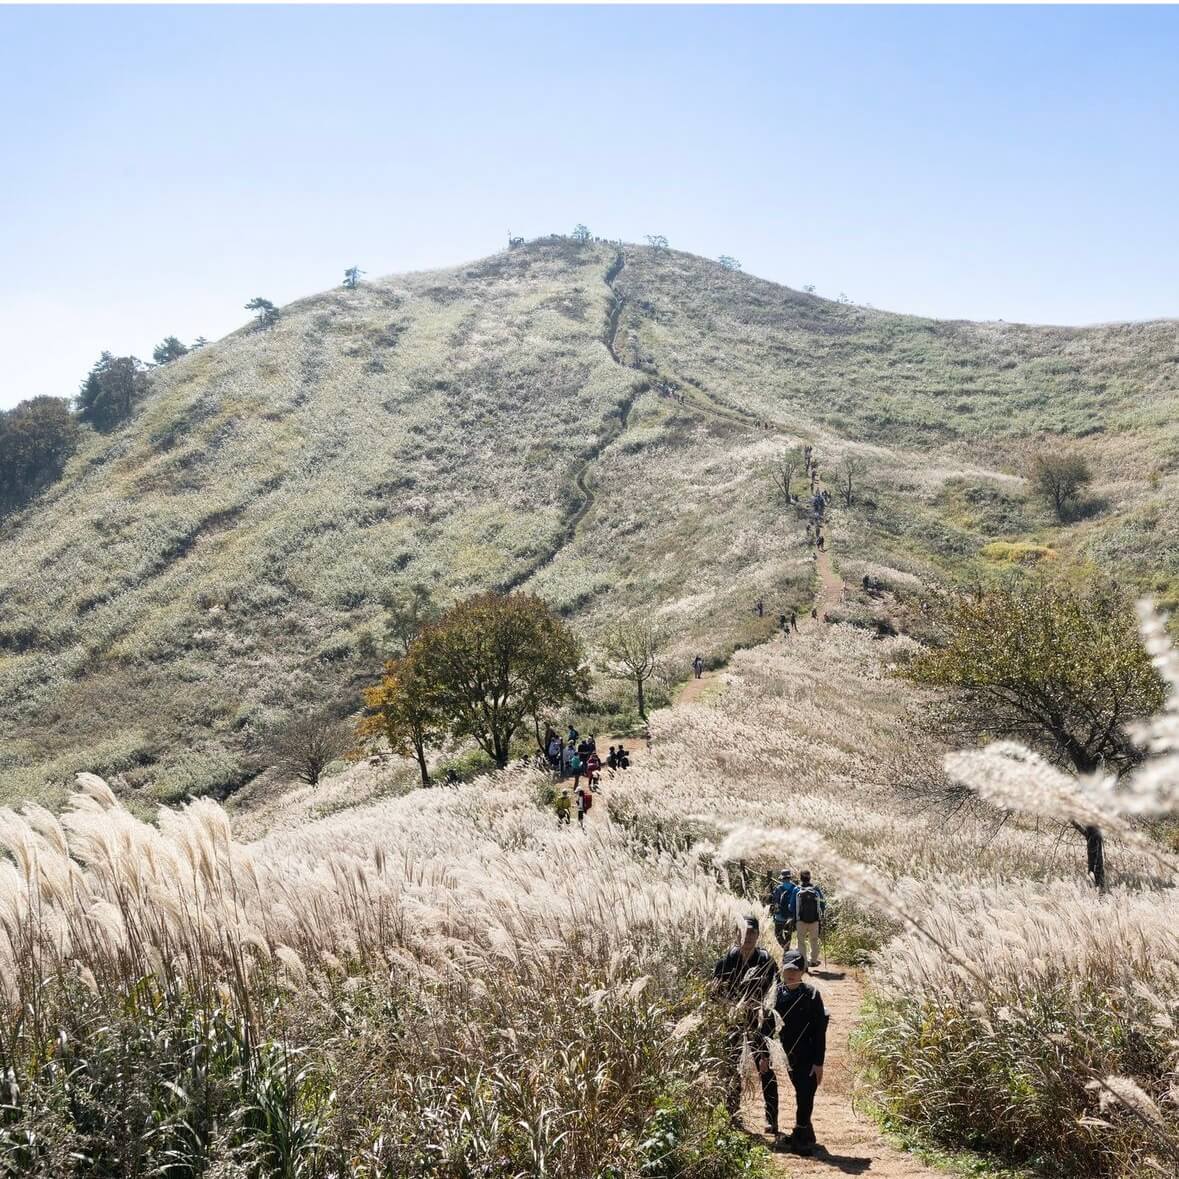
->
<box><xmin>788</xmin><ymin>1124</ymin><xmax>816</xmax><ymax>1155</ymax></box>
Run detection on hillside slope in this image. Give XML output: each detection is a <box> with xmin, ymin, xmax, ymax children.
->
<box><xmin>2</xmin><ymin>238</ymin><xmax>1177</xmax><ymax>805</ymax></box>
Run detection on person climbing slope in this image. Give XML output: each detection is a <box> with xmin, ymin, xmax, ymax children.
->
<box><xmin>770</xmin><ymin>869</ymin><xmax>797</xmax><ymax>949</ymax></box>
<box><xmin>760</xmin><ymin>949</ymin><xmax>828</xmax><ymax>1155</ymax></box>
<box><xmin>712</xmin><ymin>916</ymin><xmax>779</xmax><ymax>1135</ymax></box>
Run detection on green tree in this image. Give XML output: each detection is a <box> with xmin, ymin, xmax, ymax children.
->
<box><xmin>571</xmin><ymin>223</ymin><xmax>592</xmax><ymax>244</ymax></box>
<box><xmin>0</xmin><ymin>396</ymin><xmax>80</xmax><ymax>508</ymax></box>
<box><xmin>646</xmin><ymin>234</ymin><xmax>669</xmax><ymax>251</ymax></box>
<box><xmin>245</xmin><ymin>297</ymin><xmax>280</xmax><ymax>328</ymax></box>
<box><xmin>358</xmin><ymin>654</ymin><xmax>445</xmax><ymax>786</ymax></box>
<box><xmin>342</xmin><ymin>266</ymin><xmax>365</xmax><ymax>289</ymax></box>
<box><xmin>903</xmin><ymin>578</ymin><xmax>1167</xmax><ymax>888</ymax></box>
<box><xmin>411</xmin><ymin>593</ymin><xmax>587</xmax><ymax>768</ymax></box>
<box><xmin>76</xmin><ymin>352</ymin><xmax>147</xmax><ymax>429</ymax></box>
<box><xmin>192</xmin><ymin>336</ymin><xmax>209</xmax><ymax>349</ymax></box>
<box><xmin>718</xmin><ymin>255</ymin><xmax>742</xmax><ymax>271</ymax></box>
<box><xmin>602</xmin><ymin>618</ymin><xmax>664</xmax><ymax>720</ymax></box>
<box><xmin>152</xmin><ymin>336</ymin><xmax>189</xmax><ymax>365</ymax></box>
<box><xmin>1029</xmin><ymin>449</ymin><xmax>1093</xmax><ymax>521</ymax></box>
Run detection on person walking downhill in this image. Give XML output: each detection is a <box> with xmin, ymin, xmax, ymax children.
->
<box><xmin>712</xmin><ymin>916</ymin><xmax>780</xmax><ymax>1135</ymax></box>
<box><xmin>575</xmin><ymin>782</ymin><xmax>590</xmax><ymax>828</ymax></box>
<box><xmin>586</xmin><ymin>749</ymin><xmax>602</xmax><ymax>792</ymax></box>
<box><xmin>793</xmin><ymin>871</ymin><xmax>826</xmax><ymax>967</ymax></box>
<box><xmin>760</xmin><ymin>949</ymin><xmax>828</xmax><ymax>1155</ymax></box>
<box><xmin>693</xmin><ymin>654</ymin><xmax>704</xmax><ymax>680</ymax></box>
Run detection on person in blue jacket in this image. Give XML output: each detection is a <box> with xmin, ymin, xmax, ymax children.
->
<box><xmin>769</xmin><ymin>869</ymin><xmax>797</xmax><ymax>949</ymax></box>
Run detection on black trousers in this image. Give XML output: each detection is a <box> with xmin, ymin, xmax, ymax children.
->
<box><xmin>786</xmin><ymin>1061</ymin><xmax>819</xmax><ymax>1133</ymax></box>
<box><xmin>725</xmin><ymin>1025</ymin><xmax>778</xmax><ymax>1127</ymax></box>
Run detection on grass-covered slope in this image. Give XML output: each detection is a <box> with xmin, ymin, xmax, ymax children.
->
<box><xmin>2</xmin><ymin>239</ymin><xmax>1177</xmax><ymax>805</ymax></box>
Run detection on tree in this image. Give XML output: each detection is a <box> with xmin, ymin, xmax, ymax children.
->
<box><xmin>380</xmin><ymin>582</ymin><xmax>439</xmax><ymax>656</ymax></box>
<box><xmin>646</xmin><ymin>234</ymin><xmax>669</xmax><ymax>252</ymax></box>
<box><xmin>410</xmin><ymin>593</ymin><xmax>587</xmax><ymax>768</ymax></box>
<box><xmin>903</xmin><ymin>578</ymin><xmax>1167</xmax><ymax>888</ymax></box>
<box><xmin>834</xmin><ymin>455</ymin><xmax>865</xmax><ymax>508</ymax></box>
<box><xmin>718</xmin><ymin>255</ymin><xmax>742</xmax><ymax>271</ymax></box>
<box><xmin>192</xmin><ymin>336</ymin><xmax>209</xmax><ymax>349</ymax></box>
<box><xmin>1029</xmin><ymin>449</ymin><xmax>1093</xmax><ymax>522</ymax></box>
<box><xmin>802</xmin><ymin>284</ymin><xmax>816</xmax><ymax>294</ymax></box>
<box><xmin>837</xmin><ymin>292</ymin><xmax>850</xmax><ymax>304</ymax></box>
<box><xmin>270</xmin><ymin>713</ymin><xmax>350</xmax><ymax>785</ymax></box>
<box><xmin>245</xmin><ymin>297</ymin><xmax>280</xmax><ymax>328</ymax></box>
<box><xmin>152</xmin><ymin>336</ymin><xmax>189</xmax><ymax>365</ymax></box>
<box><xmin>358</xmin><ymin>654</ymin><xmax>445</xmax><ymax>786</ymax></box>
<box><xmin>602</xmin><ymin>618</ymin><xmax>664</xmax><ymax>720</ymax></box>
<box><xmin>571</xmin><ymin>223</ymin><xmax>592</xmax><ymax>244</ymax></box>
<box><xmin>342</xmin><ymin>266</ymin><xmax>365</xmax><ymax>289</ymax></box>
<box><xmin>769</xmin><ymin>446</ymin><xmax>803</xmax><ymax>509</ymax></box>
<box><xmin>0</xmin><ymin>396</ymin><xmax>79</xmax><ymax>508</ymax></box>
<box><xmin>76</xmin><ymin>352</ymin><xmax>147</xmax><ymax>429</ymax></box>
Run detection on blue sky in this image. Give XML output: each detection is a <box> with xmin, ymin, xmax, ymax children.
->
<box><xmin>2</xmin><ymin>4</ymin><xmax>1178</xmax><ymax>410</ymax></box>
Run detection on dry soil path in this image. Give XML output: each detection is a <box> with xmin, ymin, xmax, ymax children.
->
<box><xmin>743</xmin><ymin>967</ymin><xmax>944</xmax><ymax>1178</ymax></box>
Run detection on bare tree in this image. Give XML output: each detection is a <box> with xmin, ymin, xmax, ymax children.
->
<box><xmin>646</xmin><ymin>234</ymin><xmax>669</xmax><ymax>251</ymax></box>
<box><xmin>835</xmin><ymin>455</ymin><xmax>866</xmax><ymax>508</ymax></box>
<box><xmin>769</xmin><ymin>446</ymin><xmax>803</xmax><ymax>509</ymax></box>
<box><xmin>602</xmin><ymin>619</ymin><xmax>664</xmax><ymax>719</ymax></box>
<box><xmin>271</xmin><ymin>713</ymin><xmax>350</xmax><ymax>785</ymax></box>
<box><xmin>1028</xmin><ymin>449</ymin><xmax>1093</xmax><ymax>521</ymax></box>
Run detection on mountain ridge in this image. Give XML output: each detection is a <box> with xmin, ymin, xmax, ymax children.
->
<box><xmin>2</xmin><ymin>237</ymin><xmax>1177</xmax><ymax>807</ymax></box>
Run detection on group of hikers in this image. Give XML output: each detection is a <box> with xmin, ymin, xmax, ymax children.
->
<box><xmin>546</xmin><ymin>726</ymin><xmax>632</xmax><ymax>828</ymax></box>
<box><xmin>712</xmin><ymin>868</ymin><xmax>829</xmax><ymax>1154</ymax></box>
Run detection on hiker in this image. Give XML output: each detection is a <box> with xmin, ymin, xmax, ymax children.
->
<box><xmin>779</xmin><ymin>613</ymin><xmax>787</xmax><ymax>632</ymax></box>
<box><xmin>567</xmin><ymin>725</ymin><xmax>579</xmax><ymax>744</ymax></box>
<box><xmin>692</xmin><ymin>654</ymin><xmax>704</xmax><ymax>679</ymax></box>
<box><xmin>755</xmin><ymin>598</ymin><xmax>764</xmax><ymax>618</ymax></box>
<box><xmin>577</xmin><ymin>736</ymin><xmax>592</xmax><ymax>761</ymax></box>
<box><xmin>793</xmin><ymin>871</ymin><xmax>826</xmax><ymax>967</ymax></box>
<box><xmin>570</xmin><ymin>746</ymin><xmax>584</xmax><ymax>790</ymax></box>
<box><xmin>770</xmin><ymin>869</ymin><xmax>797</xmax><ymax>948</ymax></box>
<box><xmin>607</xmin><ymin>745</ymin><xmax>618</xmax><ymax>770</ymax></box>
<box><xmin>555</xmin><ymin>788</ymin><xmax>572</xmax><ymax>826</ymax></box>
<box><xmin>616</xmin><ymin>743</ymin><xmax>630</xmax><ymax>769</ymax></box>
<box><xmin>575</xmin><ymin>783</ymin><xmax>588</xmax><ymax>828</ymax></box>
<box><xmin>811</xmin><ymin>607</ymin><xmax>818</xmax><ymax>620</ymax></box>
<box><xmin>817</xmin><ymin>533</ymin><xmax>826</xmax><ymax>552</ymax></box>
<box><xmin>562</xmin><ymin>741</ymin><xmax>577</xmax><ymax>780</ymax></box>
<box><xmin>547</xmin><ymin>733</ymin><xmax>562</xmax><ymax>772</ymax></box>
<box><xmin>712</xmin><ymin>916</ymin><xmax>779</xmax><ymax>1135</ymax></box>
<box><xmin>862</xmin><ymin>574</ymin><xmax>870</xmax><ymax>591</ymax></box>
<box><xmin>587</xmin><ymin>733</ymin><xmax>598</xmax><ymax>755</ymax></box>
<box><xmin>760</xmin><ymin>949</ymin><xmax>828</xmax><ymax>1154</ymax></box>
<box><xmin>790</xmin><ymin>612</ymin><xmax>798</xmax><ymax>633</ymax></box>
<box><xmin>586</xmin><ymin>749</ymin><xmax>602</xmax><ymax>791</ymax></box>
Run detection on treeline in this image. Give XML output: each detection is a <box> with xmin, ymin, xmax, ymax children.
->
<box><xmin>0</xmin><ymin>336</ymin><xmax>204</xmax><ymax>514</ymax></box>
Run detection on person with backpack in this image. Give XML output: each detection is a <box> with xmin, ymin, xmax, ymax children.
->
<box><xmin>563</xmin><ymin>741</ymin><xmax>577</xmax><ymax>781</ymax></box>
<box><xmin>770</xmin><ymin>869</ymin><xmax>797</xmax><ymax>949</ymax></box>
<box><xmin>759</xmin><ymin>949</ymin><xmax>828</xmax><ymax>1155</ymax></box>
<box><xmin>615</xmin><ymin>743</ymin><xmax>630</xmax><ymax>769</ymax></box>
<box><xmin>575</xmin><ymin>783</ymin><xmax>588</xmax><ymax>828</ymax></box>
<box><xmin>792</xmin><ymin>871</ymin><xmax>826</xmax><ymax>967</ymax></box>
<box><xmin>569</xmin><ymin>746</ymin><xmax>584</xmax><ymax>791</ymax></box>
<box><xmin>606</xmin><ymin>745</ymin><xmax>618</xmax><ymax>770</ymax></box>
<box><xmin>555</xmin><ymin>788</ymin><xmax>572</xmax><ymax>827</ymax></box>
<box><xmin>547</xmin><ymin>733</ymin><xmax>563</xmax><ymax>773</ymax></box>
<box><xmin>711</xmin><ymin>916</ymin><xmax>779</xmax><ymax>1135</ymax></box>
<box><xmin>692</xmin><ymin>654</ymin><xmax>704</xmax><ymax>679</ymax></box>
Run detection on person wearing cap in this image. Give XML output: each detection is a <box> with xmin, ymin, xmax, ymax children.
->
<box><xmin>711</xmin><ymin>915</ymin><xmax>780</xmax><ymax>1134</ymax></box>
<box><xmin>769</xmin><ymin>870</ymin><xmax>798</xmax><ymax>949</ymax></box>
<box><xmin>760</xmin><ymin>949</ymin><xmax>829</xmax><ymax>1154</ymax></box>
<box><xmin>792</xmin><ymin>870</ymin><xmax>825</xmax><ymax>967</ymax></box>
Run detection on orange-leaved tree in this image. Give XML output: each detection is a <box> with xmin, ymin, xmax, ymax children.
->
<box><xmin>358</xmin><ymin>652</ymin><xmax>445</xmax><ymax>786</ymax></box>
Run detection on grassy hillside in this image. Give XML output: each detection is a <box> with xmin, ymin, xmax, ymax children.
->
<box><xmin>2</xmin><ymin>237</ymin><xmax>1177</xmax><ymax>806</ymax></box>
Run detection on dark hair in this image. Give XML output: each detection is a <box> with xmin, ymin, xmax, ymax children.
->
<box><xmin>743</xmin><ymin>914</ymin><xmax>760</xmax><ymax>933</ymax></box>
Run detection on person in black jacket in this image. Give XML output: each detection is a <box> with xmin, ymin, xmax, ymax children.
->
<box><xmin>760</xmin><ymin>949</ymin><xmax>828</xmax><ymax>1154</ymax></box>
<box><xmin>711</xmin><ymin>916</ymin><xmax>779</xmax><ymax>1134</ymax></box>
